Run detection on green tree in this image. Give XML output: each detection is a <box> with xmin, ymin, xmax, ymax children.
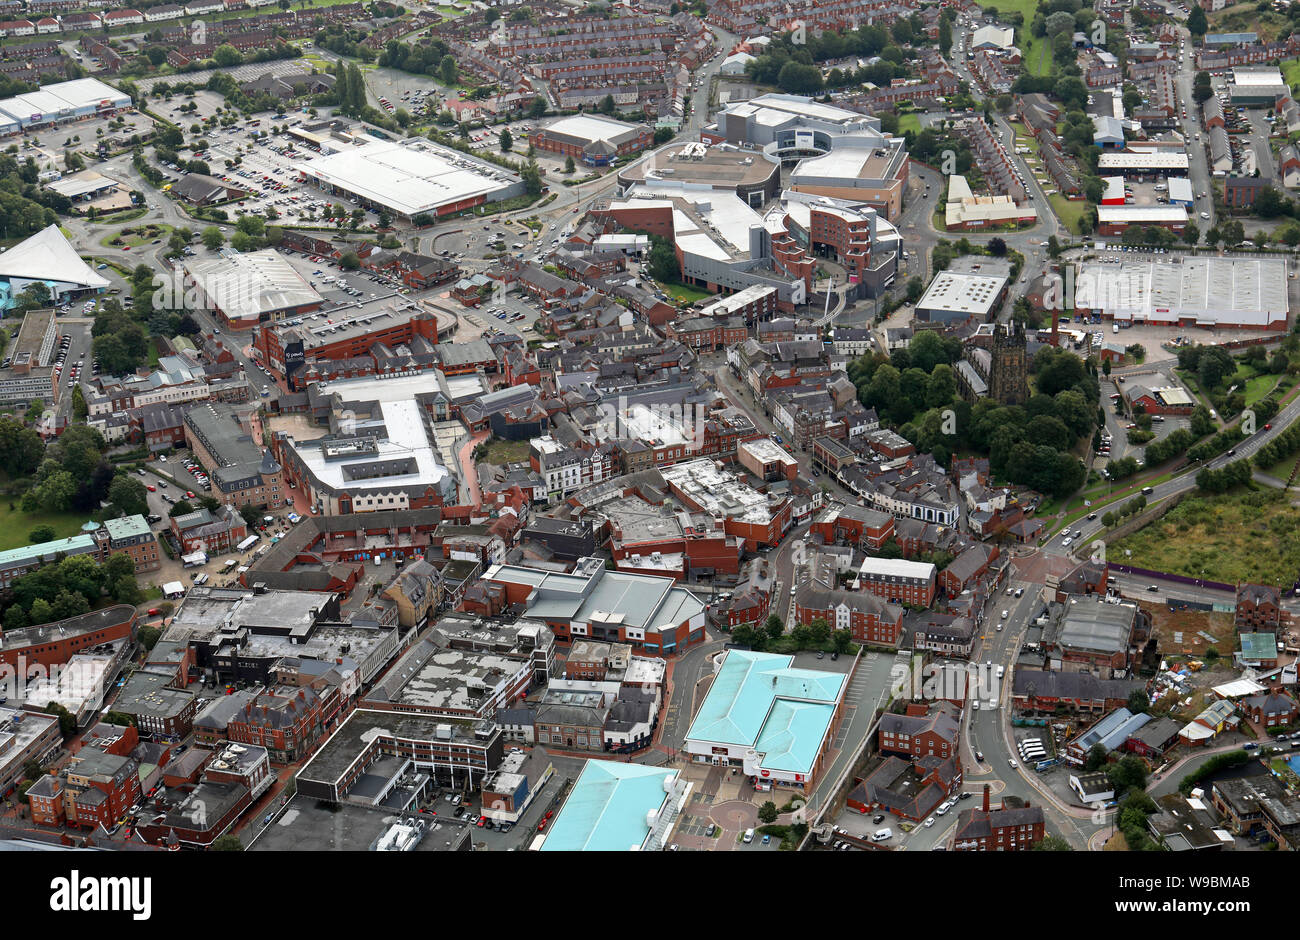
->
<box><xmin>212</xmin><ymin>833</ymin><xmax>243</xmax><ymax>851</ymax></box>
<box><xmin>758</xmin><ymin>801</ymin><xmax>779</xmax><ymax>824</ymax></box>
<box><xmin>1034</xmin><ymin>835</ymin><xmax>1071</xmax><ymax>851</ymax></box>
<box><xmin>439</xmin><ymin>55</ymin><xmax>457</xmax><ymax>86</ymax></box>
<box><xmin>764</xmin><ymin>614</ymin><xmax>784</xmax><ymax>640</ymax></box>
<box><xmin>499</xmin><ymin>128</ymin><xmax>513</xmax><ymax>152</ymax></box>
<box><xmin>1187</xmin><ymin>4</ymin><xmax>1207</xmax><ymax>36</ymax></box>
<box><xmin>28</xmin><ymin>523</ymin><xmax>56</xmax><ymax>543</ymax></box>
<box><xmin>213</xmin><ymin>45</ymin><xmax>243</xmax><ymax>68</ymax></box>
<box><xmin>202</xmin><ymin>226</ymin><xmax>225</xmax><ymax>250</ymax></box>
<box><xmin>1084</xmin><ymin>742</ymin><xmax>1109</xmax><ymax>772</ymax></box>
<box><xmin>108</xmin><ymin>474</ymin><xmax>149</xmax><ymax>517</ymax></box>
<box><xmin>71</xmin><ymin>383</ymin><xmax>87</xmax><ymax>420</ymax></box>
<box><xmin>169</xmin><ymin>500</ymin><xmax>195</xmax><ymax>518</ymax></box>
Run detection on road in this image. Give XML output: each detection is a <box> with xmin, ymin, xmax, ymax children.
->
<box><xmin>1040</xmin><ymin>382</ymin><xmax>1300</xmax><ymax>562</ymax></box>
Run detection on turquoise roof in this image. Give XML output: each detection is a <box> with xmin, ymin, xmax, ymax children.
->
<box><xmin>684</xmin><ymin>650</ymin><xmax>845</xmax><ymax>775</ymax></box>
<box><xmin>541</xmin><ymin>761</ymin><xmax>677</xmax><ymax>852</ymax></box>
<box><xmin>0</xmin><ymin>533</ymin><xmax>96</xmax><ymax>568</ymax></box>
<box><xmin>1240</xmin><ymin>632</ymin><xmax>1278</xmax><ymax>660</ymax></box>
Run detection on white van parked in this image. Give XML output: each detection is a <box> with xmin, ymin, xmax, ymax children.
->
<box><xmin>871</xmin><ymin>828</ymin><xmax>893</xmax><ymax>842</ymax></box>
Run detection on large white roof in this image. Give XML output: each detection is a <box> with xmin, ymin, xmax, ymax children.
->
<box><xmin>0</xmin><ymin>225</ymin><xmax>109</xmax><ymax>289</ymax></box>
<box><xmin>184</xmin><ymin>249</ymin><xmax>321</xmax><ymax>322</ymax></box>
<box><xmin>294</xmin><ymin>140</ymin><xmax>518</xmax><ymax>217</ymax></box>
<box><xmin>1074</xmin><ymin>258</ymin><xmax>1287</xmax><ymax>327</ymax></box>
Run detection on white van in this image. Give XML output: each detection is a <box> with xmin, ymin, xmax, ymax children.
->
<box><xmin>871</xmin><ymin>828</ymin><xmax>893</xmax><ymax>842</ymax></box>
<box><xmin>743</xmin><ymin>828</ymin><xmax>755</xmax><ymax>844</ymax></box>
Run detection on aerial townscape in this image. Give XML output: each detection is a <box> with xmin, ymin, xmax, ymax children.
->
<box><xmin>1</xmin><ymin>0</ymin><xmax>1300</xmax><ymax>899</ymax></box>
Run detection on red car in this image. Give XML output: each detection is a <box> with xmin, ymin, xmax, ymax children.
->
<box><xmin>476</xmin><ymin>817</ymin><xmax>486</xmax><ymax>827</ymax></box>
<box><xmin>185</xmin><ymin>491</ymin><xmax>195</xmax><ymax>499</ymax></box>
<box><xmin>147</xmin><ymin>608</ymin><xmax>161</xmax><ymax>616</ymax></box>
<box><xmin>146</xmin><ymin>484</ymin><xmax>156</xmax><ymax>492</ymax></box>
<box><xmin>1266</xmin><ymin>424</ymin><xmax>1273</xmax><ymax>430</ymax></box>
<box><xmin>537</xmin><ymin>819</ymin><xmax>548</xmax><ymax>832</ymax></box>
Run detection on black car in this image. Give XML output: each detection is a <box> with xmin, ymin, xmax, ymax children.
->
<box><xmin>872</xmin><ymin>814</ymin><xmax>885</xmax><ymax>824</ymax></box>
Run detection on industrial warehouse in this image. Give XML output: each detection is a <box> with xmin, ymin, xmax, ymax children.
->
<box><xmin>182</xmin><ymin>249</ymin><xmax>324</xmax><ymax>330</ymax></box>
<box><xmin>293</xmin><ymin>139</ymin><xmax>525</xmax><ymax>220</ymax></box>
<box><xmin>1073</xmin><ymin>258</ymin><xmax>1289</xmax><ymax>329</ymax></box>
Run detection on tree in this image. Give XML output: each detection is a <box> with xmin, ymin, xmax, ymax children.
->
<box><xmin>1182</xmin><ymin>222</ymin><xmax>1200</xmax><ymax>246</ymax></box>
<box><xmin>340</xmin><ymin>252</ymin><xmax>360</xmax><ymax>271</ymax></box>
<box><xmin>108</xmin><ymin>474</ymin><xmax>148</xmax><ymax>517</ymax></box>
<box><xmin>71</xmin><ymin>382</ymin><xmax>87</xmax><ymax>420</ymax></box>
<box><xmin>28</xmin><ymin>525</ymin><xmax>55</xmax><ymax>543</ymax></box>
<box><xmin>1084</xmin><ymin>742</ymin><xmax>1110</xmax><ymax>772</ymax></box>
<box><xmin>169</xmin><ymin>500</ymin><xmax>195</xmax><ymax>518</ymax></box>
<box><xmin>832</xmin><ymin>629</ymin><xmax>852</xmax><ymax>654</ymax></box>
<box><xmin>564</xmin><ymin>154</ymin><xmax>576</xmax><ymax>174</ymax></box>
<box><xmin>212</xmin><ymin>833</ymin><xmax>243</xmax><ymax>851</ymax></box>
<box><xmin>647</xmin><ymin>235</ymin><xmax>680</xmax><ymax>283</ymax></box>
<box><xmin>758</xmin><ymin>801</ymin><xmax>779</xmax><ymax>824</ymax></box>
<box><xmin>764</xmin><ymin>614</ymin><xmax>784</xmax><ymax>640</ymax></box>
<box><xmin>1187</xmin><ymin>4</ymin><xmax>1207</xmax><ymax>36</ymax></box>
<box><xmin>1127</xmin><ymin>689</ymin><xmax>1149</xmax><ymax>714</ymax></box>
<box><xmin>499</xmin><ymin>128</ymin><xmax>513</xmax><ymax>152</ymax></box>
<box><xmin>44</xmin><ymin>702</ymin><xmax>75</xmax><ymax>736</ymax></box>
<box><xmin>528</xmin><ymin>96</ymin><xmax>547</xmax><ymax>119</ymax></box>
<box><xmin>987</xmin><ymin>237</ymin><xmax>1007</xmax><ymax>257</ymax></box>
<box><xmin>1107</xmin><ymin>753</ymin><xmax>1149</xmax><ymax>796</ymax></box>
<box><xmin>0</xmin><ymin>417</ymin><xmax>45</xmax><ymax>477</ymax></box>
<box><xmin>439</xmin><ymin>55</ymin><xmax>457</xmax><ymax>86</ymax></box>
<box><xmin>202</xmin><ymin>226</ymin><xmax>224</xmax><ymax>250</ymax></box>
<box><xmin>213</xmin><ymin>45</ymin><xmax>243</xmax><ymax>67</ymax></box>
<box><xmin>1034</xmin><ymin>835</ymin><xmax>1072</xmax><ymax>851</ymax></box>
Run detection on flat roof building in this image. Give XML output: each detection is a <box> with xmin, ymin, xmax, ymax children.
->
<box><xmin>538</xmin><ymin>760</ymin><xmax>690</xmax><ymax>851</ymax></box>
<box><xmin>295</xmin><ymin>139</ymin><xmax>524</xmax><ymax>220</ymax></box>
<box><xmin>1074</xmin><ymin>258</ymin><xmax>1287</xmax><ymax>329</ymax></box>
<box><xmin>683</xmin><ymin>648</ymin><xmax>847</xmax><ymax>790</ymax></box>
<box><xmin>915</xmin><ymin>266</ymin><xmax>1010</xmax><ymax>325</ymax></box>
<box><xmin>617</xmin><ymin>141</ymin><xmax>781</xmax><ymax>206</ymax></box>
<box><xmin>532</xmin><ymin>114</ymin><xmax>653</xmax><ymax>167</ymax></box>
<box><xmin>183</xmin><ymin>249</ymin><xmax>323</xmax><ymax>331</ymax></box>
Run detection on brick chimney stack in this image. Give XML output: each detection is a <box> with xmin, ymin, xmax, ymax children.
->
<box><xmin>983</xmin><ymin>784</ymin><xmax>990</xmax><ymax>813</ymax></box>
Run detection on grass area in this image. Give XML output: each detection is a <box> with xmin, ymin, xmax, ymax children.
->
<box><xmin>1254</xmin><ymin>450</ymin><xmax>1300</xmax><ymax>482</ymax></box>
<box><xmin>477</xmin><ymin>437</ymin><xmax>531</xmax><ymax>465</ymax></box>
<box><xmin>1231</xmin><ymin>363</ymin><xmax>1282</xmax><ymax>408</ymax></box>
<box><xmin>1048</xmin><ymin>194</ymin><xmax>1090</xmax><ymax>235</ymax></box>
<box><xmin>0</xmin><ymin>504</ymin><xmax>89</xmax><ymax>552</ymax></box>
<box><xmin>1110</xmin><ymin>488</ymin><xmax>1300</xmax><ymax>585</ymax></box>
<box><xmin>1019</xmin><ymin>29</ymin><xmax>1051</xmax><ymax>78</ymax></box>
<box><xmin>657</xmin><ymin>280</ymin><xmax>714</xmax><ymax>305</ymax></box>
<box><xmin>1284</xmin><ymin>58</ymin><xmax>1300</xmax><ymax>91</ymax></box>
<box><xmin>99</xmin><ymin>223</ymin><xmax>172</xmax><ymax>250</ymax></box>
<box><xmin>897</xmin><ymin>112</ymin><xmax>922</xmax><ymax>136</ymax></box>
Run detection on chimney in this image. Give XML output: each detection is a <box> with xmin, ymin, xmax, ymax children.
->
<box><xmin>982</xmin><ymin>784</ymin><xmax>990</xmax><ymax>813</ymax></box>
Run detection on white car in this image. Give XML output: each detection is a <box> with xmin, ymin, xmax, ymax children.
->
<box><xmin>1200</xmin><ymin>212</ymin><xmax>1210</xmax><ymax>220</ymax></box>
<box><xmin>1008</xmin><ymin>759</ymin><xmax>1018</xmax><ymax>768</ymax></box>
<box><xmin>924</xmin><ymin>817</ymin><xmax>935</xmax><ymax>827</ymax></box>
<box><xmin>1062</xmin><ymin>537</ymin><xmax>1073</xmax><ymax>547</ymax></box>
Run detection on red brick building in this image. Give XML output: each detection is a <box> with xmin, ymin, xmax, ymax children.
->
<box><xmin>227</xmin><ymin>687</ymin><xmax>325</xmax><ymax>763</ymax></box>
<box><xmin>0</xmin><ymin>606</ymin><xmax>136</xmax><ymax>672</ymax></box>
<box><xmin>793</xmin><ymin>582</ymin><xmax>905</xmax><ymax>647</ymax></box>
<box><xmin>953</xmin><ymin>787</ymin><xmax>1046</xmax><ymax>851</ymax></box>
<box><xmin>27</xmin><ymin>750</ymin><xmax>142</xmax><ymax>831</ymax></box>
<box><xmin>877</xmin><ymin>702</ymin><xmax>961</xmax><ymax>760</ymax></box>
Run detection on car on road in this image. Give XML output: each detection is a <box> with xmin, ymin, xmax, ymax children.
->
<box><xmin>974</xmin><ymin>750</ymin><xmax>984</xmax><ymax>762</ymax></box>
<box><xmin>1000</xmin><ymin>609</ymin><xmax>1009</xmax><ymax>619</ymax></box>
<box><xmin>924</xmin><ymin>817</ymin><xmax>935</xmax><ymax>827</ymax></box>
<box><xmin>1008</xmin><ymin>759</ymin><xmax>1018</xmax><ymax>768</ymax></box>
